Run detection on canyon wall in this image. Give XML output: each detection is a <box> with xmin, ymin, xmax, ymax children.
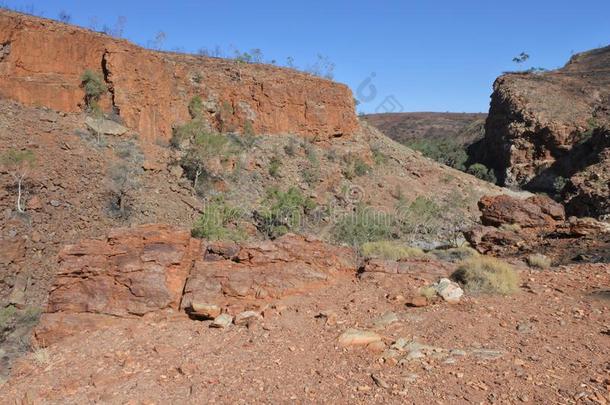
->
<box><xmin>0</xmin><ymin>10</ymin><xmax>358</xmax><ymax>142</ymax></box>
<box><xmin>472</xmin><ymin>46</ymin><xmax>610</xmax><ymax>217</ymax></box>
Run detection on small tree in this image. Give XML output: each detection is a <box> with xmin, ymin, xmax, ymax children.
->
<box><xmin>1</xmin><ymin>149</ymin><xmax>36</xmax><ymax>213</ymax></box>
<box><xmin>105</xmin><ymin>163</ymin><xmax>138</xmax><ymax>217</ymax></box>
<box><xmin>80</xmin><ymin>69</ymin><xmax>107</xmax><ymax>111</ymax></box>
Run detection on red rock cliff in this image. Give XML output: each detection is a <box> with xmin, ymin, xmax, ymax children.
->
<box><xmin>0</xmin><ymin>10</ymin><xmax>358</xmax><ymax>142</ymax></box>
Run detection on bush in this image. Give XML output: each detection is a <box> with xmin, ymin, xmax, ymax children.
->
<box><xmin>526</xmin><ymin>253</ymin><xmax>551</xmax><ymax>270</ymax></box>
<box><xmin>407</xmin><ymin>138</ymin><xmax>467</xmax><ymax>171</ymax></box>
<box><xmin>188</xmin><ymin>96</ymin><xmax>203</xmax><ymax>119</ymax></box>
<box><xmin>191</xmin><ymin>199</ymin><xmax>244</xmax><ymax>241</ymax></box>
<box><xmin>332</xmin><ymin>205</ymin><xmax>395</xmax><ymax>246</ymax></box>
<box><xmin>105</xmin><ymin>163</ymin><xmax>139</xmax><ymax>217</ymax></box>
<box><xmin>354</xmin><ymin>158</ymin><xmax>371</xmax><ymax>176</ymax></box>
<box><xmin>396</xmin><ymin>196</ymin><xmax>443</xmax><ymax>237</ymax></box>
<box><xmin>467</xmin><ymin>163</ymin><xmax>497</xmax><ymax>183</ymax></box>
<box><xmin>256</xmin><ymin>187</ymin><xmax>316</xmax><ymax>238</ymax></box>
<box><xmin>372</xmin><ymin>147</ymin><xmax>389</xmax><ymax>166</ymax></box>
<box><xmin>451</xmin><ymin>256</ymin><xmax>519</xmax><ymax>295</ymax></box>
<box><xmin>81</xmin><ymin>69</ymin><xmax>107</xmax><ymax>110</ymax></box>
<box><xmin>361</xmin><ymin>241</ymin><xmax>427</xmax><ymax>260</ymax></box>
<box><xmin>431</xmin><ymin>246</ymin><xmax>479</xmax><ymax>263</ymax></box>
<box><xmin>268</xmin><ymin>154</ymin><xmax>282</xmax><ymax>177</ymax></box>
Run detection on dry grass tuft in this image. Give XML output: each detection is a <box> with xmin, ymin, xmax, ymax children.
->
<box><xmin>431</xmin><ymin>246</ymin><xmax>479</xmax><ymax>262</ymax></box>
<box><xmin>526</xmin><ymin>253</ymin><xmax>551</xmax><ymax>269</ymax></box>
<box><xmin>451</xmin><ymin>256</ymin><xmax>519</xmax><ymax>295</ymax></box>
<box><xmin>361</xmin><ymin>241</ymin><xmax>428</xmax><ymax>261</ymax></box>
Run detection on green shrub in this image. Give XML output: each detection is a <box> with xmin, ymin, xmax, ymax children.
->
<box><xmin>451</xmin><ymin>256</ymin><xmax>519</xmax><ymax>295</ymax></box>
<box><xmin>406</xmin><ymin>138</ymin><xmax>468</xmax><ymax>171</ymax></box>
<box><xmin>396</xmin><ymin>196</ymin><xmax>443</xmax><ymax>237</ymax></box>
<box><xmin>81</xmin><ymin>69</ymin><xmax>107</xmax><ymax>110</ymax></box>
<box><xmin>188</xmin><ymin>96</ymin><xmax>203</xmax><ymax>119</ymax></box>
<box><xmin>526</xmin><ymin>253</ymin><xmax>551</xmax><ymax>269</ymax></box>
<box><xmin>467</xmin><ymin>163</ymin><xmax>497</xmax><ymax>183</ymax></box>
<box><xmin>257</xmin><ymin>187</ymin><xmax>316</xmax><ymax>238</ymax></box>
<box><xmin>191</xmin><ymin>199</ymin><xmax>244</xmax><ymax>241</ymax></box>
<box><xmin>284</xmin><ymin>138</ymin><xmax>298</xmax><ymax>156</ymax></box>
<box><xmin>332</xmin><ymin>205</ymin><xmax>395</xmax><ymax>246</ymax></box>
<box><xmin>302</xmin><ymin>167</ymin><xmax>320</xmax><ymax>186</ymax></box>
<box><xmin>361</xmin><ymin>241</ymin><xmax>427</xmax><ymax>260</ymax></box>
<box><xmin>354</xmin><ymin>158</ymin><xmax>371</xmax><ymax>176</ymax></box>
<box><xmin>268</xmin><ymin>154</ymin><xmax>282</xmax><ymax>177</ymax></box>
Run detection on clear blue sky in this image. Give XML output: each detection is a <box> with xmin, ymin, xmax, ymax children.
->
<box><xmin>3</xmin><ymin>0</ymin><xmax>609</xmax><ymax>113</ymax></box>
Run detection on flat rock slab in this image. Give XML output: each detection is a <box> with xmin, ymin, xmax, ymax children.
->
<box><xmin>180</xmin><ymin>234</ymin><xmax>356</xmax><ymax>309</ymax></box>
<box><xmin>85</xmin><ymin>116</ymin><xmax>128</xmax><ymax>136</ymax></box>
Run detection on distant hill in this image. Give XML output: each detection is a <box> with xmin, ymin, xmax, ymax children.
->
<box><xmin>361</xmin><ymin>112</ymin><xmax>487</xmax><ymax>146</ymax></box>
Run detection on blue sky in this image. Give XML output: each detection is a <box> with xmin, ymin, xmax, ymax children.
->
<box><xmin>3</xmin><ymin>1</ymin><xmax>609</xmax><ymax>113</ymax></box>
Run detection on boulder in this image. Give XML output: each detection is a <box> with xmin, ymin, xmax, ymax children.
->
<box><xmin>85</xmin><ymin>116</ymin><xmax>128</xmax><ymax>136</ymax></box>
<box><xmin>433</xmin><ymin>278</ymin><xmax>463</xmax><ymax>304</ymax></box>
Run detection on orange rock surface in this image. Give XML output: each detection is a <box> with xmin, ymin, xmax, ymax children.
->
<box><xmin>0</xmin><ymin>10</ymin><xmax>358</xmax><ymax>142</ymax></box>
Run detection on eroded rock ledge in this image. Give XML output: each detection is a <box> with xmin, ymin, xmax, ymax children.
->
<box><xmin>35</xmin><ymin>225</ymin><xmax>356</xmax><ymax>345</ymax></box>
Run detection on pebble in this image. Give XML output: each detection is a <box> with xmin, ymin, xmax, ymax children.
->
<box><xmin>234</xmin><ymin>311</ymin><xmax>262</xmax><ymax>326</ymax></box>
<box><xmin>210</xmin><ymin>314</ymin><xmax>232</xmax><ymax>328</ymax></box>
<box><xmin>190</xmin><ymin>303</ymin><xmax>221</xmax><ymax>319</ymax></box>
<box><xmin>338</xmin><ymin>329</ymin><xmax>382</xmax><ymax>347</ymax></box>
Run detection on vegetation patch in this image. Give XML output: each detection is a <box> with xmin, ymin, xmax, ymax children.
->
<box><xmin>256</xmin><ymin>187</ymin><xmax>316</xmax><ymax>238</ymax></box>
<box><xmin>451</xmin><ymin>256</ymin><xmax>519</xmax><ymax>295</ymax></box>
<box><xmin>191</xmin><ymin>198</ymin><xmax>245</xmax><ymax>241</ymax></box>
<box><xmin>431</xmin><ymin>246</ymin><xmax>479</xmax><ymax>262</ymax></box>
<box><xmin>332</xmin><ymin>205</ymin><xmax>396</xmax><ymax>246</ymax></box>
<box><xmin>360</xmin><ymin>241</ymin><xmax>427</xmax><ymax>260</ymax></box>
<box><xmin>526</xmin><ymin>253</ymin><xmax>551</xmax><ymax>270</ymax></box>
<box><xmin>81</xmin><ymin>69</ymin><xmax>107</xmax><ymax>112</ymax></box>
<box><xmin>467</xmin><ymin>163</ymin><xmax>497</xmax><ymax>183</ymax></box>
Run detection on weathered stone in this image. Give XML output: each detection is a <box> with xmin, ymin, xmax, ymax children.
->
<box><xmin>85</xmin><ymin>116</ymin><xmax>128</xmax><ymax>136</ymax></box>
<box><xmin>569</xmin><ymin>217</ymin><xmax>610</xmax><ymax>237</ymax></box>
<box><xmin>46</xmin><ymin>224</ymin><xmax>199</xmax><ymax>317</ymax></box>
<box><xmin>181</xmin><ymin>234</ymin><xmax>355</xmax><ymax>309</ymax></box>
<box><xmin>433</xmin><ymin>278</ymin><xmax>463</xmax><ymax>304</ymax></box>
<box><xmin>210</xmin><ymin>314</ymin><xmax>232</xmax><ymax>328</ymax></box>
<box><xmin>234</xmin><ymin>311</ymin><xmax>262</xmax><ymax>326</ymax></box>
<box><xmin>408</xmin><ymin>296</ymin><xmax>428</xmax><ymax>307</ymax></box>
<box><xmin>190</xmin><ymin>303</ymin><xmax>221</xmax><ymax>319</ymax></box>
<box><xmin>338</xmin><ymin>329</ymin><xmax>382</xmax><ymax>347</ymax></box>
<box><xmin>478</xmin><ymin>194</ymin><xmax>564</xmax><ymax>230</ymax></box>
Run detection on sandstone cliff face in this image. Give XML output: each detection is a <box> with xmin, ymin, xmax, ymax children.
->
<box><xmin>0</xmin><ymin>10</ymin><xmax>358</xmax><ymax>142</ymax></box>
<box><xmin>474</xmin><ymin>46</ymin><xmax>610</xmax><ymax>216</ymax></box>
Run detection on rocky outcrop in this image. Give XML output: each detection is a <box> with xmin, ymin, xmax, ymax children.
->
<box><xmin>35</xmin><ymin>226</ymin><xmax>357</xmax><ymax>345</ymax></box>
<box><xmin>47</xmin><ymin>225</ymin><xmax>201</xmax><ymax>316</ymax></box>
<box><xmin>466</xmin><ymin>194</ymin><xmax>610</xmax><ymax>258</ymax></box>
<box><xmin>472</xmin><ymin>46</ymin><xmax>610</xmax><ymax>217</ymax></box>
<box><xmin>0</xmin><ymin>10</ymin><xmax>358</xmax><ymax>142</ymax></box>
<box><xmin>478</xmin><ymin>194</ymin><xmax>565</xmax><ymax>230</ymax></box>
